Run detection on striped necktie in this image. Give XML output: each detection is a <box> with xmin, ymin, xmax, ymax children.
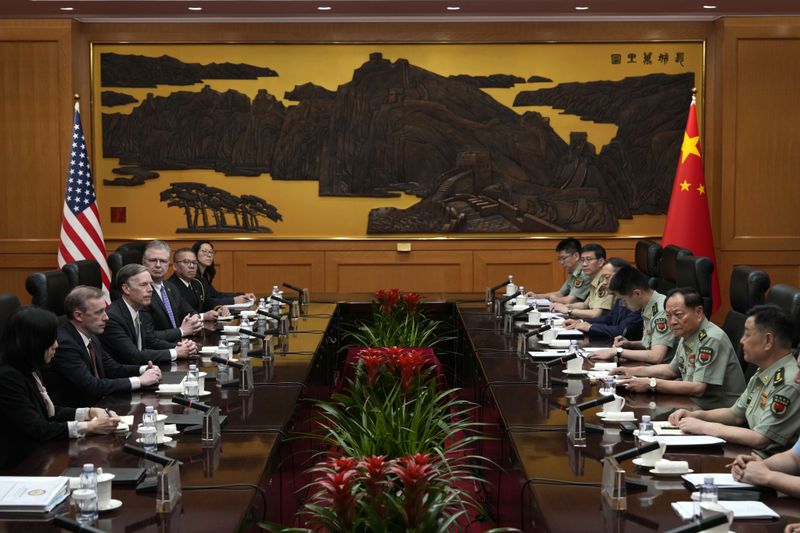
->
<box><xmin>159</xmin><ymin>284</ymin><xmax>177</xmax><ymax>328</ymax></box>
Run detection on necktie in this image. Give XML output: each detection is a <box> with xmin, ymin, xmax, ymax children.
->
<box><xmin>160</xmin><ymin>284</ymin><xmax>177</xmax><ymax>328</ymax></box>
<box><xmin>87</xmin><ymin>339</ymin><xmax>100</xmax><ymax>378</ymax></box>
<box><xmin>134</xmin><ymin>313</ymin><xmax>143</xmax><ymax>350</ymax></box>
<box><xmin>32</xmin><ymin>372</ymin><xmax>55</xmax><ymax>418</ymax></box>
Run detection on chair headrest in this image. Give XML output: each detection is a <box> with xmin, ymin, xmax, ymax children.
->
<box><xmin>766</xmin><ymin>284</ymin><xmax>800</xmax><ymax>345</ymax></box>
<box><xmin>25</xmin><ymin>270</ymin><xmax>70</xmax><ymax>316</ymax></box>
<box><xmin>635</xmin><ymin>239</ymin><xmax>662</xmax><ymax>277</ymax></box>
<box><xmin>660</xmin><ymin>245</ymin><xmax>692</xmax><ymax>282</ymax></box>
<box><xmin>729</xmin><ymin>266</ymin><xmax>770</xmax><ymax>313</ymax></box>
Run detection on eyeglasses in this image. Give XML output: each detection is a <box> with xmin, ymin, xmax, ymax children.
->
<box><xmin>175</xmin><ymin>260</ymin><xmax>198</xmax><ymax>267</ymax></box>
<box><xmin>143</xmin><ymin>258</ymin><xmax>169</xmax><ymax>265</ymax></box>
<box><xmin>580</xmin><ymin>256</ymin><xmax>599</xmax><ymax>264</ymax></box>
<box><xmin>557</xmin><ymin>254</ymin><xmax>573</xmax><ymax>263</ymax></box>
<box><xmin>198</xmin><ymin>249</ymin><xmax>215</xmax><ymax>256</ymax></box>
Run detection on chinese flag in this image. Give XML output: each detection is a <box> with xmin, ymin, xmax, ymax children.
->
<box><xmin>661</xmin><ymin>95</ymin><xmax>720</xmax><ymax>313</ymax></box>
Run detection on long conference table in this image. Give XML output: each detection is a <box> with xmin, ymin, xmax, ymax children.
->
<box><xmin>1</xmin><ymin>295</ymin><xmax>799</xmax><ymax>532</ymax></box>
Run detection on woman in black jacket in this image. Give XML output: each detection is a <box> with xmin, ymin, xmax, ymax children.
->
<box><xmin>191</xmin><ymin>240</ymin><xmax>255</xmax><ymax>306</ymax></box>
<box><xmin>0</xmin><ymin>306</ymin><xmax>119</xmax><ymax>471</ymax></box>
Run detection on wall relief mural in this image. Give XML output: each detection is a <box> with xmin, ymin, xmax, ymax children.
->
<box><xmin>92</xmin><ymin>43</ymin><xmax>704</xmax><ymax>238</ymax></box>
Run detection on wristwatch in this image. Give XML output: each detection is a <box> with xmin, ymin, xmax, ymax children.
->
<box><xmin>615</xmin><ymin>346</ymin><xmax>623</xmax><ymax>356</ymax></box>
<box><xmin>649</xmin><ymin>378</ymin><xmax>657</xmax><ymax>392</ymax></box>
<box><xmin>567</xmin><ymin>309</ymin><xmax>573</xmax><ymax>318</ymax></box>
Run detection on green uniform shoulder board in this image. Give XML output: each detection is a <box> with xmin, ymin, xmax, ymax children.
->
<box><xmin>698</xmin><ymin>329</ymin><xmax>707</xmax><ymax>341</ymax></box>
<box><xmin>655</xmin><ymin>317</ymin><xmax>668</xmax><ymax>333</ymax></box>
<box><xmin>698</xmin><ymin>346</ymin><xmax>714</xmax><ymax>366</ymax></box>
<box><xmin>774</xmin><ymin>367</ymin><xmax>785</xmax><ymax>387</ymax></box>
<box><xmin>771</xmin><ymin>394</ymin><xmax>791</xmax><ymax>416</ymax></box>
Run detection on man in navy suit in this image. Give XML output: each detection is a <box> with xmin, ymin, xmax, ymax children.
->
<box><xmin>167</xmin><ymin>247</ymin><xmax>227</xmax><ymax>318</ymax></box>
<box><xmin>100</xmin><ymin>264</ymin><xmax>197</xmax><ymax>366</ymax></box>
<box><xmin>142</xmin><ymin>240</ymin><xmax>203</xmax><ymax>342</ymax></box>
<box><xmin>46</xmin><ymin>286</ymin><xmax>162</xmax><ymax>407</ymax></box>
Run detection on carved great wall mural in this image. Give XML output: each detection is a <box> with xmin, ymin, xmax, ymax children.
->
<box><xmin>93</xmin><ymin>43</ymin><xmax>704</xmax><ymax>237</ymax></box>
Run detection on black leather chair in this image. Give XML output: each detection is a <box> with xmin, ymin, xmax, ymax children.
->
<box><xmin>0</xmin><ymin>293</ymin><xmax>21</xmax><ymax>336</ymax></box>
<box><xmin>62</xmin><ymin>259</ymin><xmax>103</xmax><ymax>289</ymax></box>
<box><xmin>653</xmin><ymin>244</ymin><xmax>692</xmax><ymax>294</ymax></box>
<box><xmin>676</xmin><ymin>254</ymin><xmax>715</xmax><ymax>318</ymax></box>
<box><xmin>25</xmin><ymin>270</ymin><xmax>71</xmax><ymax>317</ymax></box>
<box><xmin>634</xmin><ymin>239</ymin><xmax>662</xmax><ymax>289</ymax></box>
<box><xmin>115</xmin><ymin>241</ymin><xmax>146</xmax><ymax>263</ymax></box>
<box><xmin>766</xmin><ymin>284</ymin><xmax>800</xmax><ymax>347</ymax></box>
<box><xmin>721</xmin><ymin>266</ymin><xmax>771</xmax><ymax>377</ymax></box>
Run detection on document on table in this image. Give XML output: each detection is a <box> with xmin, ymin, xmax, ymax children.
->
<box><xmin>226</xmin><ymin>299</ymin><xmax>255</xmax><ymax>310</ymax></box>
<box><xmin>652</xmin><ymin>420</ymin><xmax>685</xmax><ymax>436</ymax></box>
<box><xmin>671</xmin><ymin>500</ymin><xmax>779</xmax><ymax>520</ymax></box>
<box><xmin>682</xmin><ymin>473</ymin><xmax>754</xmax><ymax>489</ymax></box>
<box><xmin>0</xmin><ymin>476</ymin><xmax>70</xmax><ymax>512</ymax></box>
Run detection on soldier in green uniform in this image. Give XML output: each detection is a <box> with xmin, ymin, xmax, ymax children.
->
<box><xmin>611</xmin><ymin>287</ymin><xmax>745</xmax><ymax>409</ymax></box>
<box><xmin>537</xmin><ymin>238</ymin><xmax>592</xmax><ymax>304</ymax></box>
<box><xmin>591</xmin><ymin>265</ymin><xmax>677</xmax><ymax>364</ymax></box>
<box><xmin>552</xmin><ymin>244</ymin><xmax>613</xmax><ymax>319</ymax></box>
<box><xmin>669</xmin><ymin>305</ymin><xmax>800</xmax><ymax>456</ymax></box>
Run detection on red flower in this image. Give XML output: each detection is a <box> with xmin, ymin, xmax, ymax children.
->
<box><xmin>396</xmin><ymin>349</ymin><xmax>425</xmax><ymax>392</ymax></box>
<box><xmin>379</xmin><ymin>288</ymin><xmax>401</xmax><ymax>315</ymax></box>
<box><xmin>382</xmin><ymin>346</ymin><xmax>405</xmax><ymax>371</ymax></box>
<box><xmin>389</xmin><ymin>454</ymin><xmax>438</xmax><ymax>527</ymax></box>
<box><xmin>317</xmin><ymin>469</ymin><xmax>358</xmax><ymax>528</ymax></box>
<box><xmin>403</xmin><ymin>292</ymin><xmax>422</xmax><ymax>316</ymax></box>
<box><xmin>360</xmin><ymin>354</ymin><xmax>383</xmax><ymax>388</ymax></box>
<box><xmin>359</xmin><ymin>455</ymin><xmax>391</xmax><ymax>513</ymax></box>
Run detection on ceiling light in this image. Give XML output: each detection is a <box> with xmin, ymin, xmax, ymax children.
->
<box><xmin>702</xmin><ymin>4</ymin><xmax>717</xmax><ymax>8</ymax></box>
<box><xmin>575</xmin><ymin>6</ymin><xmax>589</xmax><ymax>10</ymax></box>
<box><xmin>317</xmin><ymin>5</ymin><xmax>332</xmax><ymax>10</ymax></box>
<box><xmin>188</xmin><ymin>6</ymin><xmax>202</xmax><ymax>11</ymax></box>
<box><xmin>59</xmin><ymin>6</ymin><xmax>74</xmax><ymax>10</ymax></box>
<box><xmin>446</xmin><ymin>6</ymin><xmax>461</xmax><ymax>10</ymax></box>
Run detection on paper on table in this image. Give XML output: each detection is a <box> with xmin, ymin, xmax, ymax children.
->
<box><xmin>657</xmin><ymin>435</ymin><xmax>725</xmax><ymax>447</ymax></box>
<box><xmin>529</xmin><ymin>350</ymin><xmax>570</xmax><ymax>358</ymax></box>
<box><xmin>533</xmin><ymin>300</ymin><xmax>552</xmax><ymax>308</ymax></box>
<box><xmin>682</xmin><ymin>473</ymin><xmax>754</xmax><ymax>489</ymax></box>
<box><xmin>652</xmin><ymin>420</ymin><xmax>685</xmax><ymax>436</ymax></box>
<box><xmin>118</xmin><ymin>415</ymin><xmax>135</xmax><ymax>426</ymax></box>
<box><xmin>156</xmin><ymin>383</ymin><xmax>184</xmax><ymax>394</ymax></box>
<box><xmin>671</xmin><ymin>500</ymin><xmax>778</xmax><ymax>520</ymax></box>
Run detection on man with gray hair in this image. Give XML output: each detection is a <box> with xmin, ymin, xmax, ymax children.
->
<box><xmin>142</xmin><ymin>240</ymin><xmax>203</xmax><ymax>342</ymax></box>
<box><xmin>100</xmin><ymin>263</ymin><xmax>197</xmax><ymax>365</ymax></box>
<box><xmin>45</xmin><ymin>285</ymin><xmax>162</xmax><ymax>407</ymax></box>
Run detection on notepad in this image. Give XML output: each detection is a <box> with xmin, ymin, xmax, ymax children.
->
<box><xmin>652</xmin><ymin>420</ymin><xmax>685</xmax><ymax>436</ymax></box>
<box><xmin>682</xmin><ymin>473</ymin><xmax>754</xmax><ymax>489</ymax></box>
<box><xmin>671</xmin><ymin>500</ymin><xmax>778</xmax><ymax>520</ymax></box>
<box><xmin>0</xmin><ymin>477</ymin><xmax>70</xmax><ymax>513</ymax></box>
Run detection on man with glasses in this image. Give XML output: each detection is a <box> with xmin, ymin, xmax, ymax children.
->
<box><xmin>550</xmin><ymin>243</ymin><xmax>613</xmax><ymax>319</ymax></box>
<box><xmin>611</xmin><ymin>287</ymin><xmax>746</xmax><ymax>409</ymax></box>
<box><xmin>142</xmin><ymin>240</ymin><xmax>203</xmax><ymax>343</ymax></box>
<box><xmin>167</xmin><ymin>248</ymin><xmax>228</xmax><ymax>320</ymax></box>
<box><xmin>537</xmin><ymin>238</ymin><xmax>592</xmax><ymax>305</ymax></box>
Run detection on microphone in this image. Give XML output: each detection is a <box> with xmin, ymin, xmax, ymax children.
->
<box><xmin>282</xmin><ymin>282</ymin><xmax>303</xmax><ymax>294</ymax></box>
<box><xmin>237</xmin><ymin>327</ymin><xmax>266</xmax><ymax>339</ymax></box>
<box><xmin>256</xmin><ymin>308</ymin><xmax>287</xmax><ymax>320</ymax></box>
<box><xmin>574</xmin><ymin>394</ymin><xmax>616</xmax><ymax>411</ymax></box>
<box><xmin>283</xmin><ymin>282</ymin><xmax>304</xmax><ymax>313</ymax></box>
<box><xmin>123</xmin><ymin>443</ymin><xmax>179</xmax><ymax>467</ymax></box>
<box><xmin>498</xmin><ymin>291</ymin><xmax>521</xmax><ymax>308</ymax></box>
<box><xmin>544</xmin><ymin>351</ymin><xmax>580</xmax><ymax>367</ymax></box>
<box><xmin>607</xmin><ymin>440</ymin><xmax>661</xmax><ymax>463</ymax></box>
<box><xmin>489</xmin><ymin>278</ymin><xmax>512</xmax><ymax>292</ymax></box>
<box><xmin>536</xmin><ymin>324</ymin><xmax>553</xmax><ymax>337</ymax></box>
<box><xmin>510</xmin><ymin>305</ymin><xmax>535</xmax><ymax>319</ymax></box>
<box><xmin>268</xmin><ymin>294</ymin><xmax>292</xmax><ymax>306</ymax></box>
<box><xmin>171</xmin><ymin>395</ymin><xmax>212</xmax><ymax>413</ymax></box>
<box><xmin>664</xmin><ymin>513</ymin><xmax>729</xmax><ymax>533</ymax></box>
<box><xmin>211</xmin><ymin>355</ymin><xmax>244</xmax><ymax>369</ymax></box>
<box><xmin>53</xmin><ymin>516</ymin><xmax>108</xmax><ymax>533</ymax></box>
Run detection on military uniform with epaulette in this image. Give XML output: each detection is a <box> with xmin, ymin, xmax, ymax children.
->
<box><xmin>669</xmin><ymin>318</ymin><xmax>746</xmax><ymax>410</ymax></box>
<box><xmin>558</xmin><ymin>265</ymin><xmax>592</xmax><ymax>301</ymax></box>
<box><xmin>583</xmin><ymin>271</ymin><xmax>614</xmax><ymax>312</ymax></box>
<box><xmin>640</xmin><ymin>290</ymin><xmax>678</xmax><ymax>362</ymax></box>
<box><xmin>731</xmin><ymin>353</ymin><xmax>800</xmax><ymax>457</ymax></box>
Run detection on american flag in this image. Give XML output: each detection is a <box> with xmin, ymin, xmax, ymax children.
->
<box><xmin>57</xmin><ymin>102</ymin><xmax>111</xmax><ymax>302</ymax></box>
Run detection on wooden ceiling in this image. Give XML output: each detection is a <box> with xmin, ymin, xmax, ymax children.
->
<box><xmin>3</xmin><ymin>0</ymin><xmax>800</xmax><ymax>21</ymax></box>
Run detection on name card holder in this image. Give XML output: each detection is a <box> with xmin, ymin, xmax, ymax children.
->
<box><xmin>201</xmin><ymin>406</ymin><xmax>221</xmax><ymax>448</ymax></box>
<box><xmin>156</xmin><ymin>461</ymin><xmax>182</xmax><ymax>513</ymax></box>
<box><xmin>601</xmin><ymin>456</ymin><xmax>627</xmax><ymax>511</ymax></box>
<box><xmin>567</xmin><ymin>404</ymin><xmax>586</xmax><ymax>447</ymax></box>
<box><xmin>301</xmin><ymin>288</ymin><xmax>310</xmax><ymax>309</ymax></box>
<box><xmin>203</xmin><ymin>442</ymin><xmax>221</xmax><ymax>478</ymax></box>
<box><xmin>537</xmin><ymin>362</ymin><xmax>552</xmax><ymax>393</ymax></box>
<box><xmin>485</xmin><ymin>287</ymin><xmax>494</xmax><ymax>307</ymax></box>
<box><xmin>239</xmin><ymin>359</ymin><xmax>254</xmax><ymax>395</ymax></box>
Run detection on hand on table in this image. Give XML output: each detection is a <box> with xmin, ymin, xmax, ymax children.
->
<box><xmin>590</xmin><ymin>348</ymin><xmax>617</xmax><ymax>361</ymax></box>
<box><xmin>180</xmin><ymin>313</ymin><xmax>203</xmax><ymax>336</ymax></box>
<box><xmin>616</xmin><ymin>376</ymin><xmax>650</xmax><ymax>393</ymax></box>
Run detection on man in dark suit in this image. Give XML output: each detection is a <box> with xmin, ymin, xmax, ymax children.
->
<box><xmin>142</xmin><ymin>240</ymin><xmax>203</xmax><ymax>342</ymax></box>
<box><xmin>167</xmin><ymin>247</ymin><xmax>228</xmax><ymax>319</ymax></box>
<box><xmin>45</xmin><ymin>286</ymin><xmax>162</xmax><ymax>407</ymax></box>
<box><xmin>100</xmin><ymin>264</ymin><xmax>197</xmax><ymax>366</ymax></box>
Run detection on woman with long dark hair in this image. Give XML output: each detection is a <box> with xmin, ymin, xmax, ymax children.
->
<box><xmin>0</xmin><ymin>306</ymin><xmax>119</xmax><ymax>471</ymax></box>
<box><xmin>191</xmin><ymin>240</ymin><xmax>256</xmax><ymax>306</ymax></box>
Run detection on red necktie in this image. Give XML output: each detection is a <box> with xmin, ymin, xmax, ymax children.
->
<box><xmin>88</xmin><ymin>340</ymin><xmax>100</xmax><ymax>378</ymax></box>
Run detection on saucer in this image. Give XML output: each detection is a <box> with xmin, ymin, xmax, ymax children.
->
<box><xmin>200</xmin><ymin>346</ymin><xmax>218</xmax><ymax>354</ymax></box>
<box><xmin>136</xmin><ymin>435</ymin><xmax>173</xmax><ymax>445</ymax></box>
<box><xmin>597</xmin><ymin>411</ymin><xmax>635</xmax><ymax>421</ymax></box>
<box><xmin>563</xmin><ymin>369</ymin><xmax>588</xmax><ymax>375</ymax></box>
<box><xmin>216</xmin><ymin>315</ymin><xmax>235</xmax><ymax>321</ymax></box>
<box><xmin>650</xmin><ymin>468</ymin><xmax>693</xmax><ymax>476</ymax></box>
<box><xmin>632</xmin><ymin>458</ymin><xmax>656</xmax><ymax>468</ymax></box>
<box><xmin>156</xmin><ymin>388</ymin><xmax>211</xmax><ymax>397</ymax></box>
<box><xmin>99</xmin><ymin>499</ymin><xmax>122</xmax><ymax>512</ymax></box>
<box><xmin>163</xmin><ymin>424</ymin><xmax>180</xmax><ymax>436</ymax></box>
<box><xmin>544</xmin><ymin>339</ymin><xmax>571</xmax><ymax>348</ymax></box>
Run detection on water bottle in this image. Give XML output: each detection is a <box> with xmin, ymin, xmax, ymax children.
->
<box><xmin>694</xmin><ymin>476</ymin><xmax>718</xmax><ymax>519</ymax></box>
<box><xmin>142</xmin><ymin>405</ymin><xmax>156</xmax><ymax>431</ymax></box>
<box><xmin>184</xmin><ymin>364</ymin><xmax>199</xmax><ymax>401</ymax></box>
<box><xmin>216</xmin><ymin>335</ymin><xmax>228</xmax><ymax>371</ymax></box>
<box><xmin>239</xmin><ymin>316</ymin><xmax>251</xmax><ymax>357</ymax></box>
<box><xmin>271</xmin><ymin>285</ymin><xmax>281</xmax><ymax>314</ymax></box>
<box><xmin>638</xmin><ymin>415</ymin><xmax>654</xmax><ymax>438</ymax></box>
<box><xmin>257</xmin><ymin>298</ymin><xmax>267</xmax><ymax>330</ymax></box>
<box><xmin>516</xmin><ymin>286</ymin><xmax>526</xmax><ymax>306</ymax></box>
<box><xmin>601</xmin><ymin>376</ymin><xmax>615</xmax><ymax>395</ymax></box>
<box><xmin>506</xmin><ymin>275</ymin><xmax>516</xmax><ymax>296</ymax></box>
<box><xmin>78</xmin><ymin>463</ymin><xmax>99</xmax><ymax>521</ymax></box>
<box><xmin>569</xmin><ymin>339</ymin><xmax>579</xmax><ymax>355</ymax></box>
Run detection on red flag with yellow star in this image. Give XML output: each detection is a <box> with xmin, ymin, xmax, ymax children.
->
<box><xmin>662</xmin><ymin>95</ymin><xmax>720</xmax><ymax>313</ymax></box>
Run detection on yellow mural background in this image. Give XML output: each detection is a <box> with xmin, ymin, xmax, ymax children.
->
<box><xmin>91</xmin><ymin>42</ymin><xmax>704</xmax><ymax>239</ymax></box>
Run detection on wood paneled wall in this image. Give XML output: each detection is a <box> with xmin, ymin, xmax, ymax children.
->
<box><xmin>0</xmin><ymin>18</ymin><xmax>798</xmax><ymax>321</ymax></box>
